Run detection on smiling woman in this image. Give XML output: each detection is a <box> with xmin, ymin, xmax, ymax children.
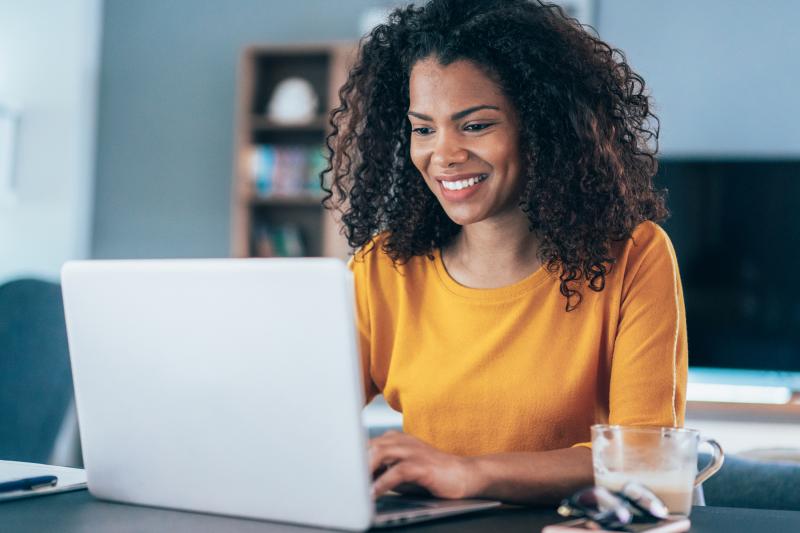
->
<box><xmin>322</xmin><ymin>0</ymin><xmax>687</xmax><ymax>507</ymax></box>
<box><xmin>408</xmin><ymin>59</ymin><xmax>523</xmax><ymax>230</ymax></box>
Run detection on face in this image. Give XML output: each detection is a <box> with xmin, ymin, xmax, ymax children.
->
<box><xmin>408</xmin><ymin>58</ymin><xmax>524</xmax><ymax>227</ymax></box>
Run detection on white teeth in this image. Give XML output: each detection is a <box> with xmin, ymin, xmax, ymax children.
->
<box><xmin>442</xmin><ymin>174</ymin><xmax>487</xmax><ymax>191</ymax></box>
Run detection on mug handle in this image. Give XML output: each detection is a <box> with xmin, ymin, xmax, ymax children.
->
<box><xmin>694</xmin><ymin>438</ymin><xmax>725</xmax><ymax>487</ymax></box>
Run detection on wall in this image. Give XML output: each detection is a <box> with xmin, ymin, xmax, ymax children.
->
<box><xmin>91</xmin><ymin>0</ymin><xmax>388</xmax><ymax>259</ymax></box>
<box><xmin>597</xmin><ymin>0</ymin><xmax>800</xmax><ymax>158</ymax></box>
<box><xmin>0</xmin><ymin>0</ymin><xmax>101</xmax><ymax>282</ymax></box>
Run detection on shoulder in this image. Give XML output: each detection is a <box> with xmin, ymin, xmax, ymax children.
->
<box><xmin>348</xmin><ymin>232</ymin><xmax>435</xmax><ymax>287</ymax></box>
<box><xmin>622</xmin><ymin>220</ymin><xmax>674</xmax><ymax>255</ymax></box>
<box><xmin>347</xmin><ymin>232</ymin><xmax>393</xmax><ymax>274</ymax></box>
<box><xmin>613</xmin><ymin>220</ymin><xmax>680</xmax><ymax>290</ymax></box>
<box><xmin>623</xmin><ymin>220</ymin><xmax>676</xmax><ymax>261</ymax></box>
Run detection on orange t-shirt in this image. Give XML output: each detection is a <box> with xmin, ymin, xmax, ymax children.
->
<box><xmin>349</xmin><ymin>221</ymin><xmax>688</xmax><ymax>456</ymax></box>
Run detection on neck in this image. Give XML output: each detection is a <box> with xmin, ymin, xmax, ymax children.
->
<box><xmin>442</xmin><ymin>211</ymin><xmax>542</xmax><ymax>289</ymax></box>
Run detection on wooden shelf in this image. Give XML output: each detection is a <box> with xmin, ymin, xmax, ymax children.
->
<box><xmin>231</xmin><ymin>43</ymin><xmax>355</xmax><ymax>259</ymax></box>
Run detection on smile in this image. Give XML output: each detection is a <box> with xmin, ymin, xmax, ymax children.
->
<box><xmin>440</xmin><ymin>174</ymin><xmax>488</xmax><ymax>191</ymax></box>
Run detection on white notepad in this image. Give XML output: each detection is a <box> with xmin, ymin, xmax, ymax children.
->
<box><xmin>0</xmin><ymin>460</ymin><xmax>87</xmax><ymax>502</ymax></box>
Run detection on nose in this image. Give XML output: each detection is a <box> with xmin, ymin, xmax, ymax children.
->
<box><xmin>431</xmin><ymin>130</ymin><xmax>469</xmax><ymax>168</ymax></box>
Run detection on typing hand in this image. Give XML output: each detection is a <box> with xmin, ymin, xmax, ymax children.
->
<box><xmin>368</xmin><ymin>430</ymin><xmax>476</xmax><ymax>500</ymax></box>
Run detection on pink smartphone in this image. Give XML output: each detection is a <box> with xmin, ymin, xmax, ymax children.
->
<box><xmin>542</xmin><ymin>517</ymin><xmax>691</xmax><ymax>533</ymax></box>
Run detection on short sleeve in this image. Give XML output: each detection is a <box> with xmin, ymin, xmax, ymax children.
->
<box><xmin>608</xmin><ymin>224</ymin><xmax>688</xmax><ymax>428</ymax></box>
<box><xmin>348</xmin><ymin>253</ymin><xmax>380</xmax><ymax>405</ymax></box>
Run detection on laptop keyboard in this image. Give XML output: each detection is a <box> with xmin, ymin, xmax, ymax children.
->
<box><xmin>375</xmin><ymin>497</ymin><xmax>431</xmax><ymax>513</ymax></box>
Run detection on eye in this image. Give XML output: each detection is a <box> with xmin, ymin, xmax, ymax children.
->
<box><xmin>411</xmin><ymin>126</ymin><xmax>434</xmax><ymax>136</ymax></box>
<box><xmin>464</xmin><ymin>123</ymin><xmax>494</xmax><ymax>132</ymax></box>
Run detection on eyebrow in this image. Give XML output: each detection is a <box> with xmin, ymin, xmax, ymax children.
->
<box><xmin>407</xmin><ymin>105</ymin><xmax>500</xmax><ymax>121</ymax></box>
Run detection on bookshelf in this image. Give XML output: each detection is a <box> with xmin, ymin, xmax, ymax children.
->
<box><xmin>231</xmin><ymin>44</ymin><xmax>354</xmax><ymax>259</ymax></box>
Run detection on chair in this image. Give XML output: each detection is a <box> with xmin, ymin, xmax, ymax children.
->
<box><xmin>0</xmin><ymin>278</ymin><xmax>79</xmax><ymax>465</ymax></box>
<box><xmin>702</xmin><ymin>453</ymin><xmax>800</xmax><ymax>511</ymax></box>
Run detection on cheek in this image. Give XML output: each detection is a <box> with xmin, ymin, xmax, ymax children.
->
<box><xmin>409</xmin><ymin>143</ymin><xmax>429</xmax><ymax>178</ymax></box>
<box><xmin>465</xmin><ymin>129</ymin><xmax>518</xmax><ymax>168</ymax></box>
<box><xmin>493</xmin><ymin>136</ymin><xmax>522</xmax><ymax>179</ymax></box>
<box><xmin>505</xmin><ymin>146</ymin><xmax>522</xmax><ymax>176</ymax></box>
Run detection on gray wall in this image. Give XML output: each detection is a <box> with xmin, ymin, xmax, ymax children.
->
<box><xmin>92</xmin><ymin>0</ymin><xmax>385</xmax><ymax>259</ymax></box>
<box><xmin>598</xmin><ymin>0</ymin><xmax>800</xmax><ymax>158</ymax></box>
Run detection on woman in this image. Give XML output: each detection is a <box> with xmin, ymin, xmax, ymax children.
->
<box><xmin>323</xmin><ymin>0</ymin><xmax>687</xmax><ymax>505</ymax></box>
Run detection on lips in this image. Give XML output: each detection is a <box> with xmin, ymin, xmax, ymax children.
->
<box><xmin>435</xmin><ymin>172</ymin><xmax>489</xmax><ymax>200</ymax></box>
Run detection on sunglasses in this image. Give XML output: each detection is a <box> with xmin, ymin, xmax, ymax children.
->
<box><xmin>557</xmin><ymin>483</ymin><xmax>670</xmax><ymax>531</ymax></box>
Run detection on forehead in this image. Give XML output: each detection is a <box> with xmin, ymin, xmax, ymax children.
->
<box><xmin>408</xmin><ymin>58</ymin><xmax>507</xmax><ymax>112</ymax></box>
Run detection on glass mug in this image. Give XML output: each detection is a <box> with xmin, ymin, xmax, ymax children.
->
<box><xmin>590</xmin><ymin>424</ymin><xmax>725</xmax><ymax>516</ymax></box>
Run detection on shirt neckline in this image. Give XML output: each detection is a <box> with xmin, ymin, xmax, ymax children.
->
<box><xmin>432</xmin><ymin>247</ymin><xmax>553</xmax><ymax>301</ymax></box>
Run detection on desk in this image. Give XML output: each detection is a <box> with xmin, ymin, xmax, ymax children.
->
<box><xmin>3</xmin><ymin>491</ymin><xmax>800</xmax><ymax>532</ymax></box>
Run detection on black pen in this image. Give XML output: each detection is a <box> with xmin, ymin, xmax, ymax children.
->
<box><xmin>0</xmin><ymin>475</ymin><xmax>58</xmax><ymax>494</ymax></box>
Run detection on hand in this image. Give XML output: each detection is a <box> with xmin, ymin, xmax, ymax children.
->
<box><xmin>368</xmin><ymin>430</ymin><xmax>478</xmax><ymax>500</ymax></box>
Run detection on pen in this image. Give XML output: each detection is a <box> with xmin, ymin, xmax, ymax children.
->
<box><xmin>0</xmin><ymin>475</ymin><xmax>58</xmax><ymax>494</ymax></box>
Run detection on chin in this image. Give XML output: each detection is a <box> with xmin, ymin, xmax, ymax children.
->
<box><xmin>439</xmin><ymin>205</ymin><xmax>487</xmax><ymax>227</ymax></box>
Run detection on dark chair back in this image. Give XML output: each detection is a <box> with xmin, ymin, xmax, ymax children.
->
<box><xmin>0</xmin><ymin>278</ymin><xmax>75</xmax><ymax>463</ymax></box>
<box><xmin>702</xmin><ymin>453</ymin><xmax>800</xmax><ymax>511</ymax></box>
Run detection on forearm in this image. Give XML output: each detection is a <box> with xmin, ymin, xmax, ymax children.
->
<box><xmin>467</xmin><ymin>446</ymin><xmax>593</xmax><ymax>505</ymax></box>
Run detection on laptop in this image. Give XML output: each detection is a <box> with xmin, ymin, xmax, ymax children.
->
<box><xmin>61</xmin><ymin>258</ymin><xmax>500</xmax><ymax>530</ymax></box>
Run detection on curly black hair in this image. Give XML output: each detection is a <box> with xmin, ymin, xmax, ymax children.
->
<box><xmin>322</xmin><ymin>0</ymin><xmax>669</xmax><ymax>311</ymax></box>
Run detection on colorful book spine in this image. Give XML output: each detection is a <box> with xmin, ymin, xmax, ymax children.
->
<box><xmin>249</xmin><ymin>144</ymin><xmax>326</xmax><ymax>197</ymax></box>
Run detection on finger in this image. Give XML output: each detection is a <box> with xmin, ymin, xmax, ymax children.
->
<box><xmin>368</xmin><ymin>442</ymin><xmax>413</xmax><ymax>475</ymax></box>
<box><xmin>369</xmin><ymin>431</ymin><xmax>424</xmax><ymax>459</ymax></box>
<box><xmin>371</xmin><ymin>462</ymin><xmax>424</xmax><ymax>499</ymax></box>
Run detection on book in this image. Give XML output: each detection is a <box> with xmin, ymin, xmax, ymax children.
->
<box><xmin>249</xmin><ymin>144</ymin><xmax>326</xmax><ymax>197</ymax></box>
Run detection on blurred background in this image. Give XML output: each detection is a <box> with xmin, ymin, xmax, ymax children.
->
<box><xmin>1</xmin><ymin>0</ymin><xmax>799</xmax><ymax>470</ymax></box>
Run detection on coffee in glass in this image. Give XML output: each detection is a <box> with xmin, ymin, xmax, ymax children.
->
<box><xmin>591</xmin><ymin>425</ymin><xmax>724</xmax><ymax>516</ymax></box>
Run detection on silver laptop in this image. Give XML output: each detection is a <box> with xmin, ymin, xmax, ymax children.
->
<box><xmin>61</xmin><ymin>258</ymin><xmax>500</xmax><ymax>530</ymax></box>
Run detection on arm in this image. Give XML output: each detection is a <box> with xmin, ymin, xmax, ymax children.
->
<box><xmin>468</xmin><ymin>446</ymin><xmax>593</xmax><ymax>504</ymax></box>
<box><xmin>609</xmin><ymin>224</ymin><xmax>688</xmax><ymax>427</ymax></box>
<box><xmin>370</xmin><ymin>431</ymin><xmax>592</xmax><ymax>505</ymax></box>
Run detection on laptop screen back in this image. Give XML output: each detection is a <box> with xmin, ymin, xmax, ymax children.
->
<box><xmin>62</xmin><ymin>258</ymin><xmax>373</xmax><ymax>530</ymax></box>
